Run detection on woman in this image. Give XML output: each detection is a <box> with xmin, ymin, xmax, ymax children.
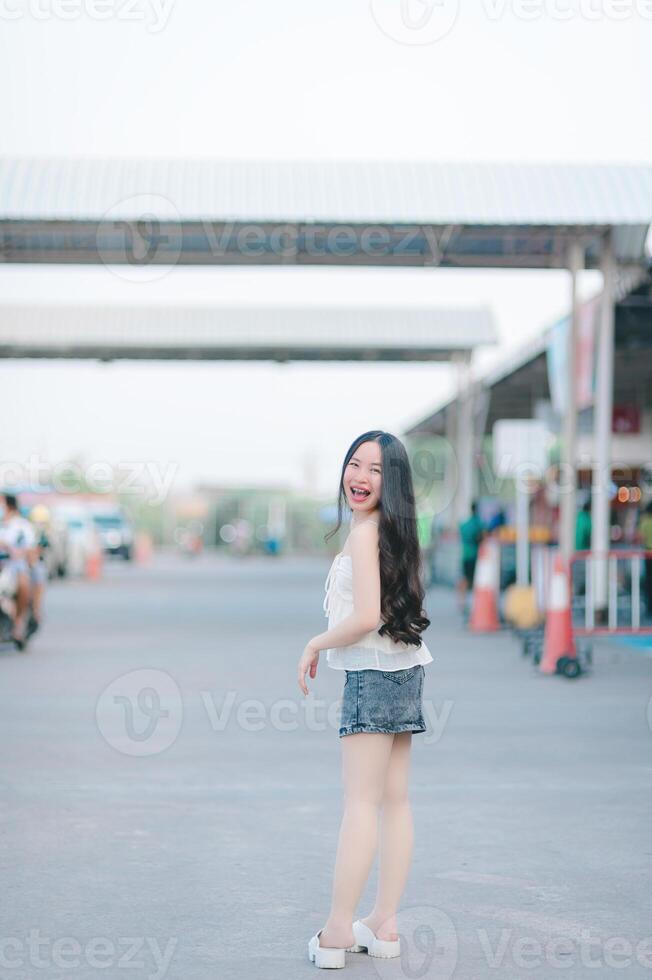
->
<box><xmin>297</xmin><ymin>430</ymin><xmax>434</xmax><ymax>969</ymax></box>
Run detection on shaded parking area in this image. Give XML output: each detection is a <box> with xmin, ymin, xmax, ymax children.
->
<box><xmin>1</xmin><ymin>552</ymin><xmax>651</xmax><ymax>979</ymax></box>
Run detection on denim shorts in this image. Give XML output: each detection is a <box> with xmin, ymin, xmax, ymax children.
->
<box><xmin>30</xmin><ymin>560</ymin><xmax>47</xmax><ymax>585</ymax></box>
<box><xmin>339</xmin><ymin>665</ymin><xmax>427</xmax><ymax>738</ymax></box>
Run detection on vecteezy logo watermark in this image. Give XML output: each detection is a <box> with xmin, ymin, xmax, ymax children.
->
<box><xmin>96</xmin><ymin>194</ymin><xmax>183</xmax><ymax>282</ymax></box>
<box><xmin>96</xmin><ymin>669</ymin><xmax>183</xmax><ymax>757</ymax></box>
<box><xmin>0</xmin><ymin>931</ymin><xmax>177</xmax><ymax>979</ymax></box>
<box><xmin>370</xmin><ymin>0</ymin><xmax>460</xmax><ymax>44</ymax></box>
<box><xmin>0</xmin><ymin>0</ymin><xmax>175</xmax><ymax>32</ymax></box>
<box><xmin>366</xmin><ymin>905</ymin><xmax>458</xmax><ymax>979</ymax></box>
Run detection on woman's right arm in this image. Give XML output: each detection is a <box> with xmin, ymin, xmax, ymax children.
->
<box><xmin>307</xmin><ymin>522</ymin><xmax>381</xmax><ymax>652</ymax></box>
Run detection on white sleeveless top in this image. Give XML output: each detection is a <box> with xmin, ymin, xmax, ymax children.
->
<box><xmin>322</xmin><ymin>529</ymin><xmax>434</xmax><ymax>672</ymax></box>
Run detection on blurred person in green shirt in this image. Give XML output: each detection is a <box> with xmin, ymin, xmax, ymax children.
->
<box><xmin>575</xmin><ymin>499</ymin><xmax>592</xmax><ymax>551</ymax></box>
<box><xmin>573</xmin><ymin>499</ymin><xmax>592</xmax><ymax>597</ymax></box>
<box><xmin>457</xmin><ymin>501</ymin><xmax>485</xmax><ymax>613</ymax></box>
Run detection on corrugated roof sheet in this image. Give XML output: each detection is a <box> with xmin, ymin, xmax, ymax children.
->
<box><xmin>0</xmin><ymin>304</ymin><xmax>497</xmax><ymax>357</ymax></box>
<box><xmin>1</xmin><ymin>158</ymin><xmax>652</xmax><ymax>226</ymax></box>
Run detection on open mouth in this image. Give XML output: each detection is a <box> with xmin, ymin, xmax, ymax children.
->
<box><xmin>350</xmin><ymin>486</ymin><xmax>371</xmax><ymax>501</ymax></box>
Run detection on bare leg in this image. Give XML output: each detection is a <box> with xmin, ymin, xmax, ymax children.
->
<box><xmin>31</xmin><ymin>583</ymin><xmax>43</xmax><ymax>622</ymax></box>
<box><xmin>319</xmin><ymin>732</ymin><xmax>394</xmax><ymax>949</ymax></box>
<box><xmin>456</xmin><ymin>575</ymin><xmax>467</xmax><ymax>612</ymax></box>
<box><xmin>13</xmin><ymin>572</ymin><xmax>30</xmax><ymax>639</ymax></box>
<box><xmin>361</xmin><ymin>731</ymin><xmax>414</xmax><ymax>941</ymax></box>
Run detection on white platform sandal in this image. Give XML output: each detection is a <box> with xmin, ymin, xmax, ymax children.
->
<box><xmin>347</xmin><ymin>919</ymin><xmax>401</xmax><ymax>958</ymax></box>
<box><xmin>307</xmin><ymin>930</ymin><xmax>347</xmax><ymax>969</ymax></box>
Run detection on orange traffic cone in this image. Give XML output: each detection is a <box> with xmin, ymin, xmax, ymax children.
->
<box><xmin>85</xmin><ymin>548</ymin><xmax>103</xmax><ymax>581</ymax></box>
<box><xmin>469</xmin><ymin>538</ymin><xmax>500</xmax><ymax>632</ymax></box>
<box><xmin>539</xmin><ymin>553</ymin><xmax>576</xmax><ymax>674</ymax></box>
<box><xmin>134</xmin><ymin>531</ymin><xmax>153</xmax><ymax>564</ymax></box>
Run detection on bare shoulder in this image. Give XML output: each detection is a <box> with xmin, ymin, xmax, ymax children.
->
<box><xmin>346</xmin><ymin>520</ymin><xmax>379</xmax><ymax>557</ymax></box>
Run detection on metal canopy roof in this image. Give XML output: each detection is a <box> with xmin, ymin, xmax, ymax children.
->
<box><xmin>405</xmin><ymin>276</ymin><xmax>652</xmax><ymax>435</ymax></box>
<box><xmin>0</xmin><ymin>304</ymin><xmax>497</xmax><ymax>361</ymax></box>
<box><xmin>1</xmin><ymin>158</ymin><xmax>651</xmax><ymax>269</ymax></box>
<box><xmin>4</xmin><ymin>159</ymin><xmax>652</xmax><ymax>224</ymax></box>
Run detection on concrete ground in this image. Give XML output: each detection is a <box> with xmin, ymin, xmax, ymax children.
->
<box><xmin>1</xmin><ymin>550</ymin><xmax>651</xmax><ymax>980</ymax></box>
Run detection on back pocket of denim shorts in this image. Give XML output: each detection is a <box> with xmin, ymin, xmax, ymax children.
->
<box><xmin>382</xmin><ymin>667</ymin><xmax>417</xmax><ymax>684</ymax></box>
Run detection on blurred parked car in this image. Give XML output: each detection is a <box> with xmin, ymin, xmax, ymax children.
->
<box><xmin>90</xmin><ymin>506</ymin><xmax>134</xmax><ymax>560</ymax></box>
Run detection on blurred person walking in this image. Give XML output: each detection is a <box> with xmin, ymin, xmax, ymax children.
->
<box><xmin>574</xmin><ymin>498</ymin><xmax>592</xmax><ymax>596</ymax></box>
<box><xmin>575</xmin><ymin>498</ymin><xmax>592</xmax><ymax>551</ymax></box>
<box><xmin>0</xmin><ymin>493</ymin><xmax>37</xmax><ymax>644</ymax></box>
<box><xmin>28</xmin><ymin>505</ymin><xmax>51</xmax><ymax>630</ymax></box>
<box><xmin>456</xmin><ymin>500</ymin><xmax>485</xmax><ymax>614</ymax></box>
<box><xmin>486</xmin><ymin>506</ymin><xmax>506</xmax><ymax>535</ymax></box>
<box><xmin>297</xmin><ymin>432</ymin><xmax>433</xmax><ymax>969</ymax></box>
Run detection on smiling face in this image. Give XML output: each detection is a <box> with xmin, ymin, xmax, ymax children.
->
<box><xmin>344</xmin><ymin>441</ymin><xmax>382</xmax><ymax>519</ymax></box>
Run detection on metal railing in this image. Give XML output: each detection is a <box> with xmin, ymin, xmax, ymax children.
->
<box><xmin>569</xmin><ymin>549</ymin><xmax>652</xmax><ymax>636</ymax></box>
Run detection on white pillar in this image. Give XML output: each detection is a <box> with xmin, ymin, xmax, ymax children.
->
<box><xmin>444</xmin><ymin>399</ymin><xmax>457</xmax><ymax>531</ymax></box>
<box><xmin>591</xmin><ymin>230</ymin><xmax>616</xmax><ymax>613</ymax></box>
<box><xmin>559</xmin><ymin>240</ymin><xmax>583</xmax><ymax>561</ymax></box>
<box><xmin>454</xmin><ymin>352</ymin><xmax>474</xmax><ymax>525</ymax></box>
<box><xmin>515</xmin><ymin>476</ymin><xmax>530</xmax><ymax>586</ymax></box>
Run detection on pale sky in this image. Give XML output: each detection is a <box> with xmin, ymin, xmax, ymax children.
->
<box><xmin>1</xmin><ymin>1</ymin><xmax>650</xmax><ymax>497</ymax></box>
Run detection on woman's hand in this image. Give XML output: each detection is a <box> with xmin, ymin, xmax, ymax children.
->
<box><xmin>297</xmin><ymin>641</ymin><xmax>320</xmax><ymax>696</ymax></box>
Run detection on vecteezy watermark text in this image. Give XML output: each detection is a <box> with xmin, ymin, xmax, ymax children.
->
<box><xmin>371</xmin><ymin>0</ymin><xmax>652</xmax><ymax>46</ymax></box>
<box><xmin>0</xmin><ymin>455</ymin><xmax>178</xmax><ymax>506</ymax></box>
<box><xmin>0</xmin><ymin>931</ymin><xmax>177</xmax><ymax>979</ymax></box>
<box><xmin>93</xmin><ymin>213</ymin><xmax>461</xmax><ymax>274</ymax></box>
<box><xmin>0</xmin><ymin>0</ymin><xmax>175</xmax><ymax>31</ymax></box>
<box><xmin>95</xmin><ymin>668</ymin><xmax>454</xmax><ymax>756</ymax></box>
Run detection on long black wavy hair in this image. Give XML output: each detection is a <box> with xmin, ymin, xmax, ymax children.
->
<box><xmin>324</xmin><ymin>430</ymin><xmax>430</xmax><ymax>648</ymax></box>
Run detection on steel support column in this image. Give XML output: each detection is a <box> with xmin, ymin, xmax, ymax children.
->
<box><xmin>444</xmin><ymin>399</ymin><xmax>458</xmax><ymax>531</ymax></box>
<box><xmin>559</xmin><ymin>240</ymin><xmax>584</xmax><ymax>561</ymax></box>
<box><xmin>454</xmin><ymin>351</ymin><xmax>474</xmax><ymax>525</ymax></box>
<box><xmin>591</xmin><ymin>229</ymin><xmax>616</xmax><ymax>614</ymax></box>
